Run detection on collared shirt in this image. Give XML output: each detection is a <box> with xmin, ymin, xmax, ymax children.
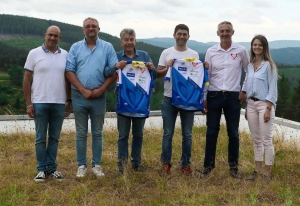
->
<box><xmin>204</xmin><ymin>42</ymin><xmax>249</xmax><ymax>100</ymax></box>
<box><xmin>116</xmin><ymin>49</ymin><xmax>157</xmax><ymax>78</ymax></box>
<box><xmin>65</xmin><ymin>38</ymin><xmax>118</xmax><ymax>90</ymax></box>
<box><xmin>24</xmin><ymin>44</ymin><xmax>68</xmax><ymax>103</ymax></box>
<box><xmin>246</xmin><ymin>61</ymin><xmax>278</xmax><ymax>106</ymax></box>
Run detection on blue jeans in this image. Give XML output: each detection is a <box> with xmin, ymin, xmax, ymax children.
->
<box><xmin>117</xmin><ymin>115</ymin><xmax>146</xmax><ymax>169</ymax></box>
<box><xmin>204</xmin><ymin>91</ymin><xmax>241</xmax><ymax>169</ymax></box>
<box><xmin>72</xmin><ymin>89</ymin><xmax>106</xmax><ymax>167</ymax></box>
<box><xmin>33</xmin><ymin>103</ymin><xmax>65</xmax><ymax>172</ymax></box>
<box><xmin>161</xmin><ymin>96</ymin><xmax>194</xmax><ymax>167</ymax></box>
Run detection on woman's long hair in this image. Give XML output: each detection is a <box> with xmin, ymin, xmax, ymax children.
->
<box><xmin>250</xmin><ymin>35</ymin><xmax>279</xmax><ymax>76</ymax></box>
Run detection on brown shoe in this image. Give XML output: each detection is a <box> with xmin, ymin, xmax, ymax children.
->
<box><xmin>180</xmin><ymin>166</ymin><xmax>193</xmax><ymax>175</ymax></box>
<box><xmin>162</xmin><ymin>163</ymin><xmax>171</xmax><ymax>175</ymax></box>
<box><xmin>247</xmin><ymin>171</ymin><xmax>258</xmax><ymax>181</ymax></box>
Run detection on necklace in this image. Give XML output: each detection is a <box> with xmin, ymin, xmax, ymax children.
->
<box><xmin>253</xmin><ymin>60</ymin><xmax>262</xmax><ymax>71</ymax></box>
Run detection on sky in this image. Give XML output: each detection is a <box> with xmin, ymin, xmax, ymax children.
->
<box><xmin>1</xmin><ymin>0</ymin><xmax>300</xmax><ymax>43</ymax></box>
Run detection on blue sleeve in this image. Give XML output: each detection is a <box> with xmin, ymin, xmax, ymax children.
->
<box><xmin>104</xmin><ymin>44</ymin><xmax>118</xmax><ymax>77</ymax></box>
<box><xmin>65</xmin><ymin>43</ymin><xmax>77</xmax><ymax>72</ymax></box>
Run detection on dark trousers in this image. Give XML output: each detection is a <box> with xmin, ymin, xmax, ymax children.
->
<box><xmin>204</xmin><ymin>91</ymin><xmax>241</xmax><ymax>169</ymax></box>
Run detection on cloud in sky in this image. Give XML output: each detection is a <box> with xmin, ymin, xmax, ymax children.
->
<box><xmin>1</xmin><ymin>0</ymin><xmax>300</xmax><ymax>42</ymax></box>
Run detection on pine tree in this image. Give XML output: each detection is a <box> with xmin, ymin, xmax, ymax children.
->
<box><xmin>290</xmin><ymin>78</ymin><xmax>300</xmax><ymax>122</ymax></box>
<box><xmin>276</xmin><ymin>75</ymin><xmax>291</xmax><ymax>119</ymax></box>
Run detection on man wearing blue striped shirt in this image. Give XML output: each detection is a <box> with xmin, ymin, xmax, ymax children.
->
<box><xmin>66</xmin><ymin>17</ymin><xmax>124</xmax><ymax>178</ymax></box>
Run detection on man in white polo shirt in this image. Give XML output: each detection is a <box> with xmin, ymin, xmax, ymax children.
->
<box><xmin>23</xmin><ymin>26</ymin><xmax>71</xmax><ymax>182</ymax></box>
<box><xmin>200</xmin><ymin>21</ymin><xmax>249</xmax><ymax>179</ymax></box>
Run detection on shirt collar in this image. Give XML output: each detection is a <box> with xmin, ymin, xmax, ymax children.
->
<box><xmin>217</xmin><ymin>42</ymin><xmax>237</xmax><ymax>51</ymax></box>
<box><xmin>84</xmin><ymin>37</ymin><xmax>100</xmax><ymax>46</ymax></box>
<box><xmin>121</xmin><ymin>49</ymin><xmax>138</xmax><ymax>58</ymax></box>
<box><xmin>42</xmin><ymin>44</ymin><xmax>61</xmax><ymax>53</ymax></box>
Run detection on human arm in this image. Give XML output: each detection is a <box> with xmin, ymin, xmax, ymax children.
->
<box><xmin>203</xmin><ymin>50</ymin><xmax>212</xmax><ymax>113</ymax></box>
<box><xmin>264</xmin><ymin>63</ymin><xmax>278</xmax><ymax>122</ymax></box>
<box><xmin>65</xmin><ymin>71</ymin><xmax>95</xmax><ymax>99</ymax></box>
<box><xmin>65</xmin><ymin>75</ymin><xmax>71</xmax><ymax>117</ymax></box>
<box><xmin>92</xmin><ymin>72</ymin><xmax>118</xmax><ymax>98</ymax></box>
<box><xmin>23</xmin><ymin>70</ymin><xmax>34</xmax><ymax>118</ymax></box>
<box><xmin>240</xmin><ymin>49</ymin><xmax>250</xmax><ymax>104</ymax></box>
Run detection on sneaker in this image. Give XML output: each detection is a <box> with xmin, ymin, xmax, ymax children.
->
<box><xmin>247</xmin><ymin>171</ymin><xmax>258</xmax><ymax>181</ymax></box>
<box><xmin>76</xmin><ymin>165</ymin><xmax>87</xmax><ymax>178</ymax></box>
<box><xmin>34</xmin><ymin>171</ymin><xmax>46</xmax><ymax>182</ymax></box>
<box><xmin>230</xmin><ymin>167</ymin><xmax>242</xmax><ymax>179</ymax></box>
<box><xmin>92</xmin><ymin>165</ymin><xmax>105</xmax><ymax>177</ymax></box>
<box><xmin>51</xmin><ymin>171</ymin><xmax>64</xmax><ymax>181</ymax></box>
<box><xmin>200</xmin><ymin>168</ymin><xmax>212</xmax><ymax>179</ymax></box>
<box><xmin>180</xmin><ymin>166</ymin><xmax>193</xmax><ymax>175</ymax></box>
<box><xmin>162</xmin><ymin>163</ymin><xmax>171</xmax><ymax>175</ymax></box>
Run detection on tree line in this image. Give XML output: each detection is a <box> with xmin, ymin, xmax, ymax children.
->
<box><xmin>0</xmin><ymin>14</ymin><xmax>299</xmax><ymax>122</ymax></box>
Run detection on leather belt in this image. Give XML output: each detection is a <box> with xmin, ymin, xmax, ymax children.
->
<box><xmin>250</xmin><ymin>97</ymin><xmax>261</xmax><ymax>101</ymax></box>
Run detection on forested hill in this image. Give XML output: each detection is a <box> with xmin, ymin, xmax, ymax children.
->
<box><xmin>0</xmin><ymin>14</ymin><xmax>164</xmax><ymax>68</ymax></box>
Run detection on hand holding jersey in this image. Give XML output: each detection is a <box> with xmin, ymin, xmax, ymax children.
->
<box><xmin>165</xmin><ymin>58</ymin><xmax>209</xmax><ymax>111</ymax></box>
<box><xmin>116</xmin><ymin>60</ymin><xmax>154</xmax><ymax>118</ymax></box>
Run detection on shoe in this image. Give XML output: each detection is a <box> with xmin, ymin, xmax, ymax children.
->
<box><xmin>230</xmin><ymin>167</ymin><xmax>242</xmax><ymax>179</ymax></box>
<box><xmin>180</xmin><ymin>166</ymin><xmax>193</xmax><ymax>175</ymax></box>
<box><xmin>200</xmin><ymin>168</ymin><xmax>212</xmax><ymax>179</ymax></box>
<box><xmin>247</xmin><ymin>171</ymin><xmax>258</xmax><ymax>181</ymax></box>
<box><xmin>162</xmin><ymin>163</ymin><xmax>171</xmax><ymax>175</ymax></box>
<box><xmin>118</xmin><ymin>168</ymin><xmax>124</xmax><ymax>176</ymax></box>
<box><xmin>92</xmin><ymin>165</ymin><xmax>105</xmax><ymax>177</ymax></box>
<box><xmin>132</xmin><ymin>165</ymin><xmax>147</xmax><ymax>173</ymax></box>
<box><xmin>76</xmin><ymin>165</ymin><xmax>87</xmax><ymax>178</ymax></box>
<box><xmin>51</xmin><ymin>171</ymin><xmax>64</xmax><ymax>181</ymax></box>
<box><xmin>34</xmin><ymin>171</ymin><xmax>46</xmax><ymax>182</ymax></box>
<box><xmin>263</xmin><ymin>174</ymin><xmax>272</xmax><ymax>183</ymax></box>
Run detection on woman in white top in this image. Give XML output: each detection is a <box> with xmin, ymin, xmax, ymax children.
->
<box><xmin>245</xmin><ymin>35</ymin><xmax>279</xmax><ymax>182</ymax></box>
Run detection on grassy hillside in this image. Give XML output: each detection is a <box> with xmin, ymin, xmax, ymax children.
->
<box><xmin>1</xmin><ymin>36</ymin><xmax>71</xmax><ymax>51</ymax></box>
<box><xmin>0</xmin><ymin>14</ymin><xmax>164</xmax><ymax>67</ymax></box>
<box><xmin>0</xmin><ymin>125</ymin><xmax>299</xmax><ymax>205</ymax></box>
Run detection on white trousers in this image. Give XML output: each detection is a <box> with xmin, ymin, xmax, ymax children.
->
<box><xmin>246</xmin><ymin>100</ymin><xmax>275</xmax><ymax>165</ymax></box>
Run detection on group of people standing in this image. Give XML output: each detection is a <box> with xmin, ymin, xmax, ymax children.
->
<box><xmin>23</xmin><ymin>17</ymin><xmax>278</xmax><ymax>182</ymax></box>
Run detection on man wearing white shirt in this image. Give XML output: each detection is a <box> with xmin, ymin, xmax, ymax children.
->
<box><xmin>157</xmin><ymin>24</ymin><xmax>199</xmax><ymax>175</ymax></box>
<box><xmin>200</xmin><ymin>21</ymin><xmax>249</xmax><ymax>179</ymax></box>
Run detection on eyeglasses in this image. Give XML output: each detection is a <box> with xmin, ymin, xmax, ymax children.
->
<box><xmin>84</xmin><ymin>25</ymin><xmax>98</xmax><ymax>29</ymax></box>
<box><xmin>46</xmin><ymin>33</ymin><xmax>60</xmax><ymax>38</ymax></box>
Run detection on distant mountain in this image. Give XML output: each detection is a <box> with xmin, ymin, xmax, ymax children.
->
<box><xmin>138</xmin><ymin>38</ymin><xmax>300</xmax><ymax>53</ymax></box>
<box><xmin>0</xmin><ymin>14</ymin><xmax>299</xmax><ymax>67</ymax></box>
<box><xmin>0</xmin><ymin>14</ymin><xmax>164</xmax><ymax>68</ymax></box>
<box><xmin>138</xmin><ymin>38</ymin><xmax>300</xmax><ymax>65</ymax></box>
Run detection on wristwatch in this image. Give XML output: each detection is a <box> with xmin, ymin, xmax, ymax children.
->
<box><xmin>266</xmin><ymin>106</ymin><xmax>271</xmax><ymax>111</ymax></box>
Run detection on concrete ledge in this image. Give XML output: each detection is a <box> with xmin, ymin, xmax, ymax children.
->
<box><xmin>0</xmin><ymin>110</ymin><xmax>204</xmax><ymax>121</ymax></box>
<box><xmin>1</xmin><ymin>110</ymin><xmax>299</xmax><ymax>142</ymax></box>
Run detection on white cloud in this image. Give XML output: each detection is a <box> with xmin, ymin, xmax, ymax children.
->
<box><xmin>0</xmin><ymin>0</ymin><xmax>300</xmax><ymax>42</ymax></box>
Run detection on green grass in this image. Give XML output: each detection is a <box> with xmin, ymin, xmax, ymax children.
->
<box><xmin>0</xmin><ymin>72</ymin><xmax>10</xmax><ymax>80</ymax></box>
<box><xmin>0</xmin><ymin>125</ymin><xmax>299</xmax><ymax>205</ymax></box>
<box><xmin>0</xmin><ymin>36</ymin><xmax>70</xmax><ymax>52</ymax></box>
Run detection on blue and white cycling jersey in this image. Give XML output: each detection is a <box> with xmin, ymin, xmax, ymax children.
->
<box><xmin>116</xmin><ymin>61</ymin><xmax>154</xmax><ymax>118</ymax></box>
<box><xmin>165</xmin><ymin>58</ymin><xmax>209</xmax><ymax>111</ymax></box>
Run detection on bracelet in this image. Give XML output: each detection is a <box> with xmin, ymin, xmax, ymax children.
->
<box><xmin>26</xmin><ymin>105</ymin><xmax>33</xmax><ymax>109</ymax></box>
<box><xmin>266</xmin><ymin>106</ymin><xmax>272</xmax><ymax>111</ymax></box>
<box><xmin>66</xmin><ymin>99</ymin><xmax>72</xmax><ymax>103</ymax></box>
